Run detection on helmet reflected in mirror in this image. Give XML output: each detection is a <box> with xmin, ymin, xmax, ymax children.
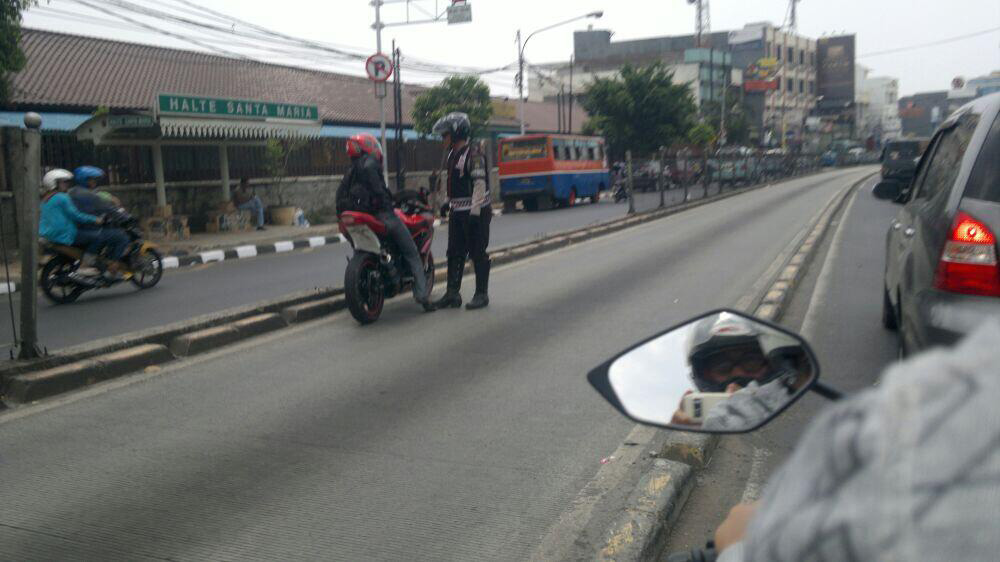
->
<box><xmin>587</xmin><ymin>310</ymin><xmax>819</xmax><ymax>433</ymax></box>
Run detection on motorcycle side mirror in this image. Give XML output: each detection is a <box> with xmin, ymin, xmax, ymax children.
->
<box><xmin>588</xmin><ymin>310</ymin><xmax>833</xmax><ymax>434</ymax></box>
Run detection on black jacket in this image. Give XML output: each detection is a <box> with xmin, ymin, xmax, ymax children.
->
<box><xmin>336</xmin><ymin>154</ymin><xmax>393</xmax><ymax>214</ymax></box>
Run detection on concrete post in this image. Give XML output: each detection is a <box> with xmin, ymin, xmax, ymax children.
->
<box><xmin>151</xmin><ymin>143</ymin><xmax>167</xmax><ymax>208</ymax></box>
<box><xmin>657</xmin><ymin>147</ymin><xmax>666</xmax><ymax>209</ymax></box>
<box><xmin>626</xmin><ymin>150</ymin><xmax>635</xmax><ymax>215</ymax></box>
<box><xmin>18</xmin><ymin>113</ymin><xmax>42</xmax><ymax>359</ymax></box>
<box><xmin>219</xmin><ymin>144</ymin><xmax>231</xmax><ymax>201</ymax></box>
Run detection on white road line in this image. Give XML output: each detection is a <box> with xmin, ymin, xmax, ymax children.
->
<box><xmin>235</xmin><ymin>245</ymin><xmax>258</xmax><ymax>259</ymax></box>
<box><xmin>162</xmin><ymin>256</ymin><xmax>180</xmax><ymax>269</ymax></box>
<box><xmin>336</xmin><ymin>234</ymin><xmax>347</xmax><ymax>243</ymax></box>
<box><xmin>199</xmin><ymin>250</ymin><xmax>225</xmax><ymax>263</ymax></box>
<box><xmin>274</xmin><ymin>241</ymin><xmax>294</xmax><ymax>253</ymax></box>
<box><xmin>800</xmin><ymin>177</ymin><xmax>868</xmax><ymax>342</ymax></box>
<box><xmin>308</xmin><ymin>236</ymin><xmax>326</xmax><ymax>248</ymax></box>
<box><xmin>0</xmin><ymin>282</ymin><xmax>15</xmax><ymax>294</ymax></box>
<box><xmin>740</xmin><ymin>447</ymin><xmax>772</xmax><ymax>503</ymax></box>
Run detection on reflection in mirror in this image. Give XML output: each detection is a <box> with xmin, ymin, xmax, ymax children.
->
<box><xmin>607</xmin><ymin>312</ymin><xmax>815</xmax><ymax>433</ymax></box>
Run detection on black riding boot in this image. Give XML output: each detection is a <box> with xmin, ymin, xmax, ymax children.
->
<box><xmin>433</xmin><ymin>257</ymin><xmax>465</xmax><ymax>309</ymax></box>
<box><xmin>466</xmin><ymin>258</ymin><xmax>490</xmax><ymax>310</ymax></box>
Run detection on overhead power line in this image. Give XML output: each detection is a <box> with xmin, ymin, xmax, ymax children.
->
<box><xmin>859</xmin><ymin>26</ymin><xmax>1000</xmax><ymax>58</ymax></box>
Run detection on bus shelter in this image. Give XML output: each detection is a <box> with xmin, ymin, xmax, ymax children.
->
<box><xmin>73</xmin><ymin>94</ymin><xmax>321</xmax><ymax>209</ymax></box>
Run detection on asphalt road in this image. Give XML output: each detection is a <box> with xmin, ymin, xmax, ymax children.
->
<box><xmin>659</xmin><ymin>174</ymin><xmax>903</xmax><ymax>558</ymax></box>
<box><xmin>0</xmin><ymin>184</ymin><xmax>718</xmax><ymax>356</ymax></box>
<box><xmin>0</xmin><ymin>168</ymin><xmax>870</xmax><ymax>561</ymax></box>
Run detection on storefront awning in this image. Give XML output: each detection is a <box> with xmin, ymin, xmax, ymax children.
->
<box><xmin>158</xmin><ymin>116</ymin><xmax>321</xmax><ymax>140</ymax></box>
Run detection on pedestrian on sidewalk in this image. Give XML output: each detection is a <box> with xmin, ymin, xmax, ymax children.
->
<box><xmin>431</xmin><ymin>112</ymin><xmax>492</xmax><ymax>311</ymax></box>
<box><xmin>233</xmin><ymin>178</ymin><xmax>266</xmax><ymax>231</ymax></box>
<box><xmin>336</xmin><ymin>134</ymin><xmax>434</xmax><ymax>312</ymax></box>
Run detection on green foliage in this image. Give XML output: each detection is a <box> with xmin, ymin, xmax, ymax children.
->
<box><xmin>580</xmin><ymin>63</ymin><xmax>698</xmax><ymax>159</ymax></box>
<box><xmin>702</xmin><ymin>88</ymin><xmax>751</xmax><ymax>146</ymax></box>
<box><xmin>1</xmin><ymin>0</ymin><xmax>36</xmax><ymax>103</ymax></box>
<box><xmin>687</xmin><ymin>122</ymin><xmax>716</xmax><ymax>148</ymax></box>
<box><xmin>264</xmin><ymin>138</ymin><xmax>306</xmax><ymax>206</ymax></box>
<box><xmin>412</xmin><ymin>75</ymin><xmax>493</xmax><ymax>138</ymax></box>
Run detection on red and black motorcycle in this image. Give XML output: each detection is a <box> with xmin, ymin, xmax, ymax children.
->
<box><xmin>338</xmin><ymin>197</ymin><xmax>436</xmax><ymax>325</ymax></box>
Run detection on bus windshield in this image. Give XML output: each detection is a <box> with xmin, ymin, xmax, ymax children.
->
<box><xmin>501</xmin><ymin>138</ymin><xmax>548</xmax><ymax>162</ymax></box>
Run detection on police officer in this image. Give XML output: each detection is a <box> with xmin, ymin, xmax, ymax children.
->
<box><xmin>431</xmin><ymin>112</ymin><xmax>491</xmax><ymax>310</ymax></box>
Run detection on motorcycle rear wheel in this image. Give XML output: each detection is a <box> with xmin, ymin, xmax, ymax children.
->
<box><xmin>345</xmin><ymin>253</ymin><xmax>384</xmax><ymax>325</ymax></box>
<box><xmin>40</xmin><ymin>255</ymin><xmax>84</xmax><ymax>304</ymax></box>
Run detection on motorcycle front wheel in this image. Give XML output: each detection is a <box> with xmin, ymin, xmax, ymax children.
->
<box><xmin>345</xmin><ymin>252</ymin><xmax>384</xmax><ymax>325</ymax></box>
<box><xmin>130</xmin><ymin>248</ymin><xmax>164</xmax><ymax>289</ymax></box>
<box><xmin>40</xmin><ymin>255</ymin><xmax>84</xmax><ymax>304</ymax></box>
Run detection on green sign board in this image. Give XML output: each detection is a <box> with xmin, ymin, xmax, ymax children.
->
<box><xmin>156</xmin><ymin>94</ymin><xmax>320</xmax><ymax>123</ymax></box>
<box><xmin>107</xmin><ymin>115</ymin><xmax>155</xmax><ymax>129</ymax></box>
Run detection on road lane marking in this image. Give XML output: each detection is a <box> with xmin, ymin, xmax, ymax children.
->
<box><xmin>800</xmin><ymin>178</ymin><xmax>870</xmax><ymax>342</ymax></box>
<box><xmin>740</xmin><ymin>447</ymin><xmax>772</xmax><ymax>503</ymax></box>
<box><xmin>235</xmin><ymin>245</ymin><xmax>257</xmax><ymax>259</ymax></box>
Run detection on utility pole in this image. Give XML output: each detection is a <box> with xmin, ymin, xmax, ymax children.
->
<box><xmin>568</xmin><ymin>55</ymin><xmax>574</xmax><ymax>133</ymax></box>
<box><xmin>17</xmin><ymin>113</ymin><xmax>43</xmax><ymax>359</ymax></box>
<box><xmin>373</xmin><ymin>0</ymin><xmax>389</xmax><ymax>179</ymax></box>
<box><xmin>393</xmin><ymin>41</ymin><xmax>405</xmax><ymax>192</ymax></box>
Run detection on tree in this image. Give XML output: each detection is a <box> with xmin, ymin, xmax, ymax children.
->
<box><xmin>702</xmin><ymin>88</ymin><xmax>751</xmax><ymax>146</ymax></box>
<box><xmin>264</xmin><ymin>138</ymin><xmax>306</xmax><ymax>207</ymax></box>
<box><xmin>580</xmin><ymin>63</ymin><xmax>698</xmax><ymax>159</ymax></box>
<box><xmin>687</xmin><ymin>122</ymin><xmax>716</xmax><ymax>150</ymax></box>
<box><xmin>412</xmin><ymin>75</ymin><xmax>493</xmax><ymax>138</ymax></box>
<box><xmin>1</xmin><ymin>1</ymin><xmax>36</xmax><ymax>103</ymax></box>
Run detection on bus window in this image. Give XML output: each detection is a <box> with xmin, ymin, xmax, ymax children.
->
<box><xmin>553</xmin><ymin>139</ymin><xmax>567</xmax><ymax>161</ymax></box>
<box><xmin>501</xmin><ymin>137</ymin><xmax>549</xmax><ymax>162</ymax></box>
<box><xmin>587</xmin><ymin>142</ymin><xmax>597</xmax><ymax>161</ymax></box>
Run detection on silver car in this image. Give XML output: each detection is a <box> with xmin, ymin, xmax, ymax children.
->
<box><xmin>875</xmin><ymin>92</ymin><xmax>1000</xmax><ymax>354</ymax></box>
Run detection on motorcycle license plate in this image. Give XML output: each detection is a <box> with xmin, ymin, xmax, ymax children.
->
<box><xmin>346</xmin><ymin>225</ymin><xmax>382</xmax><ymax>254</ymax></box>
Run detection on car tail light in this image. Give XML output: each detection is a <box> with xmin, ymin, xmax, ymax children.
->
<box><xmin>935</xmin><ymin>211</ymin><xmax>1000</xmax><ymax>297</ymax></box>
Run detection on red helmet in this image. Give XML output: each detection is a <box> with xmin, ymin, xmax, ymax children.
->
<box><xmin>346</xmin><ymin>133</ymin><xmax>383</xmax><ymax>162</ymax></box>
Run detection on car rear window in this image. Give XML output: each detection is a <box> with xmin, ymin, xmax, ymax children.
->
<box><xmin>885</xmin><ymin>141</ymin><xmax>923</xmax><ymax>161</ymax></box>
<box><xmin>962</xmin><ymin>112</ymin><xmax>1000</xmax><ymax>202</ymax></box>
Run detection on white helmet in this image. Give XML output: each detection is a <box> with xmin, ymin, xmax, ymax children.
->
<box><xmin>42</xmin><ymin>169</ymin><xmax>74</xmax><ymax>192</ymax></box>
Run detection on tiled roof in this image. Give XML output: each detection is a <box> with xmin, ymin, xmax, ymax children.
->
<box><xmin>9</xmin><ymin>29</ymin><xmax>586</xmax><ymax>133</ymax></box>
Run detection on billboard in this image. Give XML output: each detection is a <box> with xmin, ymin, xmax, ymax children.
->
<box><xmin>817</xmin><ymin>35</ymin><xmax>855</xmax><ymax>103</ymax></box>
<box><xmin>744</xmin><ymin>57</ymin><xmax>780</xmax><ymax>92</ymax></box>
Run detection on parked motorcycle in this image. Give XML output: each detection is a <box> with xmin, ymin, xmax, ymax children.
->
<box><xmin>587</xmin><ymin>309</ymin><xmax>843</xmax><ymax>562</ymax></box>
<box><xmin>338</xmin><ymin>197</ymin><xmax>436</xmax><ymax>325</ymax></box>
<box><xmin>40</xmin><ymin>208</ymin><xmax>164</xmax><ymax>304</ymax></box>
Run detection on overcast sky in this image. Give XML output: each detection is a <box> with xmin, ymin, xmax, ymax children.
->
<box><xmin>23</xmin><ymin>0</ymin><xmax>1000</xmax><ymax>96</ymax></box>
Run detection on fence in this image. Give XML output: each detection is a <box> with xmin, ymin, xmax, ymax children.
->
<box><xmin>617</xmin><ymin>148</ymin><xmax>825</xmax><ymax>214</ymax></box>
<box><xmin>36</xmin><ymin>133</ymin><xmax>443</xmax><ymax>185</ymax></box>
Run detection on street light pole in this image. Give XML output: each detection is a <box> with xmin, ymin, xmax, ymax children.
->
<box><xmin>517</xmin><ymin>29</ymin><xmax>525</xmax><ymax>135</ymax></box>
<box><xmin>517</xmin><ymin>11</ymin><xmax>603</xmax><ymax>136</ymax></box>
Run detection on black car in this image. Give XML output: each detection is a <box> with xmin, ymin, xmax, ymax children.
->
<box><xmin>880</xmin><ymin>137</ymin><xmax>929</xmax><ymax>184</ymax></box>
<box><xmin>875</xmin><ymin>93</ymin><xmax>1000</xmax><ymax>354</ymax></box>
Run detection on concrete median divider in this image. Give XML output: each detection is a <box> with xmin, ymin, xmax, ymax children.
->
<box><xmin>5</xmin><ymin>344</ymin><xmax>174</xmax><ymax>403</ymax></box>
<box><xmin>1</xmin><ymin>168</ymin><xmax>860</xmax><ymax>407</ymax></box>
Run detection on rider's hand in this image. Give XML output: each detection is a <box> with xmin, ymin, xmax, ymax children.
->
<box><xmin>714</xmin><ymin>501</ymin><xmax>758</xmax><ymax>552</ymax></box>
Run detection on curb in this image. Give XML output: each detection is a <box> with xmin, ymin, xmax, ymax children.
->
<box><xmin>0</xmin><ymin>169</ymin><xmax>846</xmax><ymax>405</ymax></box>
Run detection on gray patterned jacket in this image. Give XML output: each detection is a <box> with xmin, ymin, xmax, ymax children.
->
<box><xmin>720</xmin><ymin>320</ymin><xmax>1000</xmax><ymax>561</ymax></box>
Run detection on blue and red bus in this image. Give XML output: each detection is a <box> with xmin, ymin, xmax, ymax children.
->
<box><xmin>498</xmin><ymin>134</ymin><xmax>610</xmax><ymax>211</ymax></box>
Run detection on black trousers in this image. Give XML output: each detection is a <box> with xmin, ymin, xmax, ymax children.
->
<box><xmin>447</xmin><ymin>209</ymin><xmax>491</xmax><ymax>264</ymax></box>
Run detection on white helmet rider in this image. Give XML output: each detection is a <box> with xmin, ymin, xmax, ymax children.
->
<box><xmin>42</xmin><ymin>168</ymin><xmax>74</xmax><ymax>192</ymax></box>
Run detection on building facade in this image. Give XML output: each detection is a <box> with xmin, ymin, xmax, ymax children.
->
<box><xmin>728</xmin><ymin>23</ymin><xmax>818</xmax><ymax>147</ymax></box>
<box><xmin>898</xmin><ymin>91</ymin><xmax>948</xmax><ymax>138</ymax></box>
<box><xmin>860</xmin><ymin>76</ymin><xmax>902</xmax><ymax>141</ymax></box>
